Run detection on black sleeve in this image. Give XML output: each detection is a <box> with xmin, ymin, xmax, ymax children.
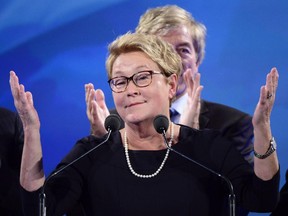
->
<box><xmin>271</xmin><ymin>169</ymin><xmax>288</xmax><ymax>215</ymax></box>
<box><xmin>215</xmin><ymin>133</ymin><xmax>280</xmax><ymax>212</ymax></box>
<box><xmin>21</xmin><ymin>187</ymin><xmax>41</xmax><ymax>216</ymax></box>
<box><xmin>20</xmin><ymin>135</ymin><xmax>102</xmax><ymax>216</ymax></box>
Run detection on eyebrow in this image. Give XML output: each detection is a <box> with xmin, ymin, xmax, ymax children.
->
<box><xmin>112</xmin><ymin>65</ymin><xmax>153</xmax><ymax>76</ymax></box>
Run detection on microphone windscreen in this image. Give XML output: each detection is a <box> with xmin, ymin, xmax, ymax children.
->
<box><xmin>153</xmin><ymin>115</ymin><xmax>169</xmax><ymax>134</ymax></box>
<box><xmin>104</xmin><ymin>114</ymin><xmax>121</xmax><ymax>131</ymax></box>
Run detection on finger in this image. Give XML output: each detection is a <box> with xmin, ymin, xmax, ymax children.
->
<box><xmin>183</xmin><ymin>71</ymin><xmax>194</xmax><ymax>97</ymax></box>
<box><xmin>89</xmin><ymin>89</ymin><xmax>102</xmax><ymax>118</ymax></box>
<box><xmin>89</xmin><ymin>89</ymin><xmax>97</xmax><ymax>107</ymax></box>
<box><xmin>260</xmin><ymin>85</ymin><xmax>273</xmax><ymax>109</ymax></box>
<box><xmin>90</xmin><ymin>100</ymin><xmax>99</xmax><ymax>118</ymax></box>
<box><xmin>195</xmin><ymin>85</ymin><xmax>204</xmax><ymax>100</ymax></box>
<box><xmin>85</xmin><ymin>84</ymin><xmax>89</xmax><ymax>102</ymax></box>
<box><xmin>26</xmin><ymin>91</ymin><xmax>34</xmax><ymax>106</ymax></box>
<box><xmin>85</xmin><ymin>83</ymin><xmax>94</xmax><ymax>103</ymax></box>
<box><xmin>271</xmin><ymin>67</ymin><xmax>279</xmax><ymax>93</ymax></box>
<box><xmin>95</xmin><ymin>89</ymin><xmax>105</xmax><ymax>100</ymax></box>
<box><xmin>266</xmin><ymin>71</ymin><xmax>273</xmax><ymax>97</ymax></box>
<box><xmin>259</xmin><ymin>86</ymin><xmax>267</xmax><ymax>105</ymax></box>
<box><xmin>87</xmin><ymin>89</ymin><xmax>97</xmax><ymax>118</ymax></box>
<box><xmin>19</xmin><ymin>84</ymin><xmax>28</xmax><ymax>105</ymax></box>
<box><xmin>193</xmin><ymin>73</ymin><xmax>201</xmax><ymax>90</ymax></box>
<box><xmin>188</xmin><ymin>72</ymin><xmax>201</xmax><ymax>98</ymax></box>
<box><xmin>265</xmin><ymin>68</ymin><xmax>279</xmax><ymax>101</ymax></box>
<box><xmin>95</xmin><ymin>89</ymin><xmax>107</xmax><ymax>109</ymax></box>
<box><xmin>9</xmin><ymin>71</ymin><xmax>20</xmax><ymax>99</ymax></box>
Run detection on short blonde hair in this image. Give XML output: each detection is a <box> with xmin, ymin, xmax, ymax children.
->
<box><xmin>106</xmin><ymin>32</ymin><xmax>182</xmax><ymax>79</ymax></box>
<box><xmin>136</xmin><ymin>5</ymin><xmax>206</xmax><ymax>65</ymax></box>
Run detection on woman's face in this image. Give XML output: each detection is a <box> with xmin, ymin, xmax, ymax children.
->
<box><xmin>111</xmin><ymin>51</ymin><xmax>177</xmax><ymax>125</ymax></box>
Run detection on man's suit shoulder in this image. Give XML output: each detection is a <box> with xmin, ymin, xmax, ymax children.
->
<box><xmin>201</xmin><ymin>99</ymin><xmax>251</xmax><ymax>119</ymax></box>
<box><xmin>200</xmin><ymin>99</ymin><xmax>252</xmax><ymax>131</ymax></box>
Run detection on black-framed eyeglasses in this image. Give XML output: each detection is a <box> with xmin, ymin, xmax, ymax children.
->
<box><xmin>108</xmin><ymin>70</ymin><xmax>163</xmax><ymax>93</ymax></box>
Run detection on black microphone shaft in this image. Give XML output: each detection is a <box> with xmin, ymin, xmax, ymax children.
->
<box><xmin>161</xmin><ymin>130</ymin><xmax>235</xmax><ymax>216</ymax></box>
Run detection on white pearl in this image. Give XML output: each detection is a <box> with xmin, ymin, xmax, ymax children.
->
<box><xmin>124</xmin><ymin>123</ymin><xmax>174</xmax><ymax>178</ymax></box>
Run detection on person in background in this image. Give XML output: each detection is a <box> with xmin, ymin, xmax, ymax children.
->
<box><xmin>85</xmin><ymin>5</ymin><xmax>254</xmax><ymax>166</ymax></box>
<box><xmin>10</xmin><ymin>32</ymin><xmax>279</xmax><ymax>216</ymax></box>
<box><xmin>0</xmin><ymin>107</ymin><xmax>24</xmax><ymax>215</ymax></box>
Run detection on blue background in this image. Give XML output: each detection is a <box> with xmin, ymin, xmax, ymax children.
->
<box><xmin>0</xmin><ymin>1</ymin><xmax>287</xmax><ymax>215</ymax></box>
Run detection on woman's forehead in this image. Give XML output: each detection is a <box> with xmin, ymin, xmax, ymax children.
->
<box><xmin>112</xmin><ymin>52</ymin><xmax>159</xmax><ymax>74</ymax></box>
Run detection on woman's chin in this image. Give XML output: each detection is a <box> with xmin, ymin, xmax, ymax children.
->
<box><xmin>124</xmin><ymin>115</ymin><xmax>142</xmax><ymax>124</ymax></box>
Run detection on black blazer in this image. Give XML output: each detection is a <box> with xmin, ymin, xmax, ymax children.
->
<box><xmin>68</xmin><ymin>99</ymin><xmax>254</xmax><ymax>216</ymax></box>
<box><xmin>0</xmin><ymin>107</ymin><xmax>24</xmax><ymax>216</ymax></box>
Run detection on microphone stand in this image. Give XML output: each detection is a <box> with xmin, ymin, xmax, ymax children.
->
<box><xmin>39</xmin><ymin>129</ymin><xmax>113</xmax><ymax>216</ymax></box>
<box><xmin>162</xmin><ymin>130</ymin><xmax>236</xmax><ymax>216</ymax></box>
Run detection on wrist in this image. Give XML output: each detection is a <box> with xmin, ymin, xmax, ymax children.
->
<box><xmin>254</xmin><ymin>137</ymin><xmax>276</xmax><ymax>159</ymax></box>
<box><xmin>90</xmin><ymin>125</ymin><xmax>107</xmax><ymax>137</ymax></box>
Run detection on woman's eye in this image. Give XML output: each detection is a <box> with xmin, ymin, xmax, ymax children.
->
<box><xmin>137</xmin><ymin>74</ymin><xmax>149</xmax><ymax>80</ymax></box>
<box><xmin>114</xmin><ymin>79</ymin><xmax>126</xmax><ymax>86</ymax></box>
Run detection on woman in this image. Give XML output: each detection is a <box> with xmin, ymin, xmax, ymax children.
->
<box><xmin>10</xmin><ymin>32</ymin><xmax>279</xmax><ymax>216</ymax></box>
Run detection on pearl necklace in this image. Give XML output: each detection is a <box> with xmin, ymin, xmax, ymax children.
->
<box><xmin>124</xmin><ymin>123</ymin><xmax>174</xmax><ymax>178</ymax></box>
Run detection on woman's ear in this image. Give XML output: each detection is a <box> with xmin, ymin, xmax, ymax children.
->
<box><xmin>168</xmin><ymin>74</ymin><xmax>178</xmax><ymax>99</ymax></box>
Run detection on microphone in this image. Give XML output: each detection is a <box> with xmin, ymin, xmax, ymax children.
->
<box><xmin>153</xmin><ymin>114</ymin><xmax>236</xmax><ymax>216</ymax></box>
<box><xmin>39</xmin><ymin>114</ymin><xmax>121</xmax><ymax>216</ymax></box>
<box><xmin>104</xmin><ymin>114</ymin><xmax>122</xmax><ymax>132</ymax></box>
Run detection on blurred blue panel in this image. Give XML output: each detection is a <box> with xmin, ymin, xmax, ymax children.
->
<box><xmin>0</xmin><ymin>1</ymin><xmax>287</xmax><ymax>215</ymax></box>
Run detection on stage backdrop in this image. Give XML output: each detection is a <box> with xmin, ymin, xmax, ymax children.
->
<box><xmin>1</xmin><ymin>1</ymin><xmax>287</xmax><ymax>215</ymax></box>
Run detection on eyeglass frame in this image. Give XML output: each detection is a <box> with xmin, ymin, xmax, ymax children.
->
<box><xmin>108</xmin><ymin>70</ymin><xmax>163</xmax><ymax>93</ymax></box>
